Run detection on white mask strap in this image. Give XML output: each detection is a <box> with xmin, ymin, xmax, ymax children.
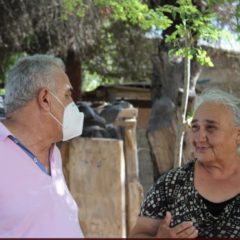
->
<box><xmin>48</xmin><ymin>91</ymin><xmax>65</xmax><ymax>126</ymax></box>
<box><xmin>49</xmin><ymin>112</ymin><xmax>63</xmax><ymax>127</ymax></box>
<box><xmin>49</xmin><ymin>91</ymin><xmax>64</xmax><ymax>108</ymax></box>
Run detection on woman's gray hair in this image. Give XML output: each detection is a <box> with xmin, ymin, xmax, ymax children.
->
<box><xmin>193</xmin><ymin>88</ymin><xmax>240</xmax><ymax>126</ymax></box>
<box><xmin>4</xmin><ymin>54</ymin><xmax>65</xmax><ymax>114</ymax></box>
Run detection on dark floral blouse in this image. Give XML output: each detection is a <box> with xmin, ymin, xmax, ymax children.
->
<box><xmin>140</xmin><ymin>161</ymin><xmax>240</xmax><ymax>238</ymax></box>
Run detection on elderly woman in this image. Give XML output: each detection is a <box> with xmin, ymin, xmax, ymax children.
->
<box><xmin>130</xmin><ymin>89</ymin><xmax>240</xmax><ymax>238</ymax></box>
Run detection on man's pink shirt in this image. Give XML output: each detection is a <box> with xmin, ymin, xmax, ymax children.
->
<box><xmin>0</xmin><ymin>122</ymin><xmax>84</xmax><ymax>238</ymax></box>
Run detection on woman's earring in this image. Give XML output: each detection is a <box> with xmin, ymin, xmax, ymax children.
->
<box><xmin>237</xmin><ymin>144</ymin><xmax>240</xmax><ymax>157</ymax></box>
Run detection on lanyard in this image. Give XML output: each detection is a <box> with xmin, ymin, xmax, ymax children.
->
<box><xmin>8</xmin><ymin>135</ymin><xmax>50</xmax><ymax>175</ymax></box>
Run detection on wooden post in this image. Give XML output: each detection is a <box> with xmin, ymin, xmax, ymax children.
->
<box><xmin>115</xmin><ymin>108</ymin><xmax>144</xmax><ymax>235</ymax></box>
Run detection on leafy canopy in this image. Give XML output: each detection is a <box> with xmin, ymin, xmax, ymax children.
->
<box><xmin>63</xmin><ymin>0</ymin><xmax>240</xmax><ymax>67</ymax></box>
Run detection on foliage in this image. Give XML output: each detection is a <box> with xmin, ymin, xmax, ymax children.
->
<box><xmin>0</xmin><ymin>0</ymin><xmax>104</xmax><ymax>57</ymax></box>
<box><xmin>82</xmin><ymin>70</ymin><xmax>104</xmax><ymax>92</ymax></box>
<box><xmin>82</xmin><ymin>22</ymin><xmax>157</xmax><ymax>91</ymax></box>
<box><xmin>235</xmin><ymin>1</ymin><xmax>240</xmax><ymax>39</ymax></box>
<box><xmin>0</xmin><ymin>0</ymin><xmax>108</xmax><ymax>93</ymax></box>
<box><xmin>0</xmin><ymin>52</ymin><xmax>26</xmax><ymax>91</ymax></box>
<box><xmin>1</xmin><ymin>0</ymin><xmax>240</xmax><ymax>90</ymax></box>
<box><xmin>63</xmin><ymin>0</ymin><xmax>87</xmax><ymax>18</ymax></box>
<box><xmin>61</xmin><ymin>0</ymin><xmax>172</xmax><ymax>91</ymax></box>
<box><xmin>158</xmin><ymin>0</ymin><xmax>225</xmax><ymax>66</ymax></box>
<box><xmin>0</xmin><ymin>0</ymin><xmax>158</xmax><ymax>91</ymax></box>
<box><xmin>94</xmin><ymin>0</ymin><xmax>172</xmax><ymax>30</ymax></box>
<box><xmin>63</xmin><ymin>0</ymin><xmax>173</xmax><ymax>29</ymax></box>
<box><xmin>61</xmin><ymin>0</ymin><xmax>240</xmax><ymax>75</ymax></box>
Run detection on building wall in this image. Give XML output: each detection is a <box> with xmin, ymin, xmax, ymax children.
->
<box><xmin>199</xmin><ymin>49</ymin><xmax>240</xmax><ymax>94</ymax></box>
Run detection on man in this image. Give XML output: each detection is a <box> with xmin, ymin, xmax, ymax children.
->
<box><xmin>0</xmin><ymin>54</ymin><xmax>84</xmax><ymax>237</ymax></box>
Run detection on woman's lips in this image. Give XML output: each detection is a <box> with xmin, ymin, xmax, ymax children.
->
<box><xmin>195</xmin><ymin>146</ymin><xmax>211</xmax><ymax>152</ymax></box>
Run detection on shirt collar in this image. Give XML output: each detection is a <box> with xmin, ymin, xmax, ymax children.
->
<box><xmin>0</xmin><ymin>121</ymin><xmax>12</xmax><ymax>141</ymax></box>
<box><xmin>0</xmin><ymin>121</ymin><xmax>57</xmax><ymax>155</ymax></box>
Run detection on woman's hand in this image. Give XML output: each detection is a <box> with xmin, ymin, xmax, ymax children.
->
<box><xmin>156</xmin><ymin>211</ymin><xmax>198</xmax><ymax>238</ymax></box>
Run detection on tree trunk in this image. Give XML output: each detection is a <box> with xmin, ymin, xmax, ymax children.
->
<box><xmin>148</xmin><ymin>43</ymin><xmax>202</xmax><ymax>179</ymax></box>
<box><xmin>147</xmin><ymin>46</ymin><xmax>183</xmax><ymax>179</ymax></box>
<box><xmin>65</xmin><ymin>49</ymin><xmax>82</xmax><ymax>102</ymax></box>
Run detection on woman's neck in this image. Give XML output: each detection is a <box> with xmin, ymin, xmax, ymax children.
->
<box><xmin>197</xmin><ymin>159</ymin><xmax>240</xmax><ymax>180</ymax></box>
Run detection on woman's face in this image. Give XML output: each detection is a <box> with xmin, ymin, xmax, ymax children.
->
<box><xmin>190</xmin><ymin>102</ymin><xmax>240</xmax><ymax>163</ymax></box>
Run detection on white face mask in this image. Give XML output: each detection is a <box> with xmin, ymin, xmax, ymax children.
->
<box><xmin>49</xmin><ymin>93</ymin><xmax>84</xmax><ymax>141</ymax></box>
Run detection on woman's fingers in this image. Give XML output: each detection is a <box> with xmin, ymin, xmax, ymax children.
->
<box><xmin>176</xmin><ymin>225</ymin><xmax>198</xmax><ymax>238</ymax></box>
<box><xmin>174</xmin><ymin>221</ymin><xmax>193</xmax><ymax>234</ymax></box>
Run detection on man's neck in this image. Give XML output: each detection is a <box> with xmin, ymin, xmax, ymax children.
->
<box><xmin>3</xmin><ymin>110</ymin><xmax>54</xmax><ymax>168</ymax></box>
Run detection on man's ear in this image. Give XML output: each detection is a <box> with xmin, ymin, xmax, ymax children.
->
<box><xmin>37</xmin><ymin>88</ymin><xmax>51</xmax><ymax>111</ymax></box>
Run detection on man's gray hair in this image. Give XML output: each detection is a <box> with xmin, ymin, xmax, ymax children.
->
<box><xmin>4</xmin><ymin>54</ymin><xmax>65</xmax><ymax>114</ymax></box>
<box><xmin>194</xmin><ymin>88</ymin><xmax>240</xmax><ymax>126</ymax></box>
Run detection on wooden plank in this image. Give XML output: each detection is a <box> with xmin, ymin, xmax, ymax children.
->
<box><xmin>68</xmin><ymin>138</ymin><xmax>126</xmax><ymax>238</ymax></box>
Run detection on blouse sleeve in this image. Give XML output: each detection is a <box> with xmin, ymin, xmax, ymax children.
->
<box><xmin>139</xmin><ymin>173</ymin><xmax>168</xmax><ymax>219</ymax></box>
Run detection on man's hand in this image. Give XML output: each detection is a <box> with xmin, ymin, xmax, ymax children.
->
<box><xmin>156</xmin><ymin>211</ymin><xmax>198</xmax><ymax>238</ymax></box>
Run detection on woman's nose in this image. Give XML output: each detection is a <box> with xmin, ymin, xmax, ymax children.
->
<box><xmin>198</xmin><ymin>130</ymin><xmax>207</xmax><ymax>141</ymax></box>
<box><xmin>195</xmin><ymin>129</ymin><xmax>207</xmax><ymax>142</ymax></box>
